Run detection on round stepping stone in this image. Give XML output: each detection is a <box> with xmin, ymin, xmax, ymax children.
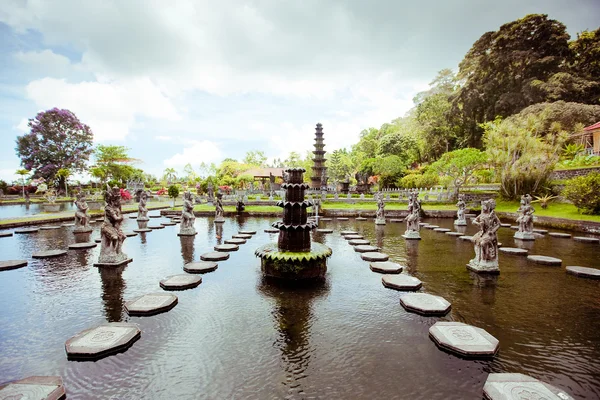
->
<box><xmin>361</xmin><ymin>252</ymin><xmax>389</xmax><ymax>262</ymax></box>
<box><xmin>458</xmin><ymin>235</ymin><xmax>473</xmax><ymax>241</ymax></box>
<box><xmin>499</xmin><ymin>247</ymin><xmax>528</xmax><ymax>256</ymax></box>
<box><xmin>233</xmin><ymin>234</ymin><xmax>252</xmax><ymax>240</ymax></box>
<box><xmin>573</xmin><ymin>236</ymin><xmax>600</xmax><ymax>244</ymax></box>
<box><xmin>382</xmin><ymin>274</ymin><xmax>422</xmax><ymax>291</ymax></box>
<box><xmin>214</xmin><ymin>244</ymin><xmax>239</xmax><ymax>252</ymax></box>
<box><xmin>14</xmin><ymin>227</ymin><xmax>39</xmax><ymax>234</ymax></box>
<box><xmin>418</xmin><ymin>222</ymin><xmax>428</xmax><ymax>226</ymax></box>
<box><xmin>149</xmin><ymin>215</ymin><xmax>162</xmax><ymax>218</ymax></box>
<box><xmin>183</xmin><ymin>261</ymin><xmax>218</xmax><ymax>274</ymax></box>
<box><xmin>425</xmin><ymin>225</ymin><xmax>439</xmax><ymax>229</ymax></box>
<box><xmin>148</xmin><ymin>225</ymin><xmax>164</xmax><ymax>229</ymax></box>
<box><xmin>316</xmin><ymin>228</ymin><xmax>333</xmax><ymax>233</ymax></box>
<box><xmin>201</xmin><ymin>251</ymin><xmax>230</xmax><ymax>261</ymax></box>
<box><xmin>483</xmin><ymin>373</ymin><xmax>574</xmax><ymax>400</ymax></box>
<box><xmin>355</xmin><ymin>217</ymin><xmax>367</xmax><ymax>221</ymax></box>
<box><xmin>68</xmin><ymin>242</ymin><xmax>97</xmax><ymax>250</ymax></box>
<box><xmin>527</xmin><ymin>255</ymin><xmax>562</xmax><ymax>266</ymax></box>
<box><xmin>94</xmin><ymin>238</ymin><xmax>102</xmax><ymax>243</ymax></box>
<box><xmin>320</xmin><ymin>218</ymin><xmax>332</xmax><ymax>221</ymax></box>
<box><xmin>345</xmin><ymin>234</ymin><xmax>364</xmax><ymax>240</ymax></box>
<box><xmin>125</xmin><ymin>293</ymin><xmax>178</xmax><ymax>316</ymax></box>
<box><xmin>445</xmin><ymin>232</ymin><xmax>463</xmax><ymax>237</ymax></box>
<box><xmin>400</xmin><ymin>293</ymin><xmax>451</xmax><ymax>316</ymax></box>
<box><xmin>0</xmin><ymin>376</ymin><xmax>66</xmax><ymax>400</ymax></box>
<box><xmin>566</xmin><ymin>266</ymin><xmax>600</xmax><ymax>280</ymax></box>
<box><xmin>0</xmin><ymin>260</ymin><xmax>28</xmax><ymax>271</ymax></box>
<box><xmin>62</xmin><ymin>223</ymin><xmax>75</xmax><ymax>227</ymax></box>
<box><xmin>95</xmin><ymin>219</ymin><xmax>104</xmax><ymax>223</ymax></box>
<box><xmin>32</xmin><ymin>250</ymin><xmax>67</xmax><ymax>259</ymax></box>
<box><xmin>533</xmin><ymin>228</ymin><xmax>548</xmax><ymax>234</ymax></box>
<box><xmin>129</xmin><ymin>215</ymin><xmax>138</xmax><ymax>218</ymax></box>
<box><xmin>348</xmin><ymin>239</ymin><xmax>370</xmax><ymax>245</ymax></box>
<box><xmin>0</xmin><ymin>231</ymin><xmax>13</xmax><ymax>238</ymax></box>
<box><xmin>500</xmin><ymin>223</ymin><xmax>511</xmax><ymax>227</ymax></box>
<box><xmin>160</xmin><ymin>274</ymin><xmax>202</xmax><ymax>290</ymax></box>
<box><xmin>548</xmin><ymin>232</ymin><xmax>571</xmax><ymax>238</ymax></box>
<box><xmin>354</xmin><ymin>245</ymin><xmax>379</xmax><ymax>253</ymax></box>
<box><xmin>370</xmin><ymin>261</ymin><xmax>403</xmax><ymax>274</ymax></box>
<box><xmin>65</xmin><ymin>322</ymin><xmax>141</xmax><ymax>360</ymax></box>
<box><xmin>337</xmin><ymin>217</ymin><xmax>349</xmax><ymax>220</ymax></box>
<box><xmin>161</xmin><ymin>222</ymin><xmax>176</xmax><ymax>226</ymax></box>
<box><xmin>133</xmin><ymin>228</ymin><xmax>152</xmax><ymax>233</ymax></box>
<box><xmin>429</xmin><ymin>321</ymin><xmax>499</xmax><ymax>358</ymax></box>
<box><xmin>238</xmin><ymin>230</ymin><xmax>256</xmax><ymax>235</ymax></box>
<box><xmin>340</xmin><ymin>230</ymin><xmax>358</xmax><ymax>236</ymax></box>
<box><xmin>433</xmin><ymin>228</ymin><xmax>451</xmax><ymax>232</ymax></box>
<box><xmin>510</xmin><ymin>225</ymin><xmax>519</xmax><ymax>230</ymax></box>
<box><xmin>124</xmin><ymin>231</ymin><xmax>138</xmax><ymax>237</ymax></box>
<box><xmin>264</xmin><ymin>228</ymin><xmax>279</xmax><ymax>233</ymax></box>
<box><xmin>464</xmin><ymin>213</ymin><xmax>476</xmax><ymax>218</ymax></box>
<box><xmin>40</xmin><ymin>225</ymin><xmax>61</xmax><ymax>230</ymax></box>
<box><xmin>390</xmin><ymin>219</ymin><xmax>403</xmax><ymax>223</ymax></box>
<box><xmin>225</xmin><ymin>238</ymin><xmax>246</xmax><ymax>245</ymax></box>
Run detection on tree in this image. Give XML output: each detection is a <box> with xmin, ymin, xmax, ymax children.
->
<box><xmin>243</xmin><ymin>150</ymin><xmax>267</xmax><ymax>167</ymax></box>
<box><xmin>430</xmin><ymin>148</ymin><xmax>488</xmax><ymax>198</ymax></box>
<box><xmin>373</xmin><ymin>155</ymin><xmax>409</xmax><ymax>188</ymax></box>
<box><xmin>183</xmin><ymin>163</ymin><xmax>196</xmax><ymax>184</ymax></box>
<box><xmin>569</xmin><ymin>28</ymin><xmax>600</xmax><ymax>104</ymax></box>
<box><xmin>167</xmin><ymin>185</ymin><xmax>180</xmax><ymax>208</ymax></box>
<box><xmin>90</xmin><ymin>145</ymin><xmax>138</xmax><ymax>184</ymax></box>
<box><xmin>284</xmin><ymin>151</ymin><xmax>303</xmax><ymax>167</ymax></box>
<box><xmin>15</xmin><ymin>169</ymin><xmax>30</xmax><ymax>198</ymax></box>
<box><xmin>15</xmin><ymin>108</ymin><xmax>94</xmax><ymax>187</ymax></box>
<box><xmin>328</xmin><ymin>149</ymin><xmax>355</xmax><ymax>183</ymax></box>
<box><xmin>163</xmin><ymin>168</ymin><xmax>177</xmax><ymax>184</ymax></box>
<box><xmin>55</xmin><ymin>168</ymin><xmax>71</xmax><ymax>196</ymax></box>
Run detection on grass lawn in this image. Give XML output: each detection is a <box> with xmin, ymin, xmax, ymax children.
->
<box><xmin>494</xmin><ymin>200</ymin><xmax>600</xmax><ymax>223</ymax></box>
<box><xmin>320</xmin><ymin>201</ymin><xmax>458</xmax><ymax>211</ymax></box>
<box><xmin>192</xmin><ymin>205</ymin><xmax>281</xmax><ymax>213</ymax></box>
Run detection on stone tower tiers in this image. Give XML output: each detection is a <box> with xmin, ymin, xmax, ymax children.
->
<box><xmin>310</xmin><ymin>123</ymin><xmax>328</xmax><ymax>190</ymax></box>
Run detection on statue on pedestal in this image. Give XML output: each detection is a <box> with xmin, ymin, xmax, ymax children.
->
<box><xmin>137</xmin><ymin>191</ymin><xmax>149</xmax><ymax>221</ymax></box>
<box><xmin>74</xmin><ymin>192</ymin><xmax>92</xmax><ymax>233</ymax></box>
<box><xmin>236</xmin><ymin>195</ymin><xmax>245</xmax><ymax>214</ymax></box>
<box><xmin>454</xmin><ymin>193</ymin><xmax>467</xmax><ymax>226</ymax></box>
<box><xmin>402</xmin><ymin>191</ymin><xmax>421</xmax><ymax>239</ymax></box>
<box><xmin>179</xmin><ymin>191</ymin><xmax>197</xmax><ymax>236</ymax></box>
<box><xmin>96</xmin><ymin>185</ymin><xmax>131</xmax><ymax>266</ymax></box>
<box><xmin>515</xmin><ymin>194</ymin><xmax>535</xmax><ymax>240</ymax></box>
<box><xmin>468</xmin><ymin>199</ymin><xmax>500</xmax><ymax>273</ymax></box>
<box><xmin>214</xmin><ymin>192</ymin><xmax>225</xmax><ymax>223</ymax></box>
<box><xmin>375</xmin><ymin>192</ymin><xmax>386</xmax><ymax>225</ymax></box>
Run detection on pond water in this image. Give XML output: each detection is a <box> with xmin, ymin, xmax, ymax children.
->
<box><xmin>0</xmin><ymin>215</ymin><xmax>599</xmax><ymax>399</ymax></box>
<box><xmin>0</xmin><ymin>202</ymin><xmax>76</xmax><ymax>219</ymax></box>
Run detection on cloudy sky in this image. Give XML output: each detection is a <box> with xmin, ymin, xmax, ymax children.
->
<box><xmin>0</xmin><ymin>0</ymin><xmax>598</xmax><ymax>182</ymax></box>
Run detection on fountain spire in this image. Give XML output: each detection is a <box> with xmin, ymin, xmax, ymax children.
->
<box><xmin>310</xmin><ymin>123</ymin><xmax>328</xmax><ymax>190</ymax></box>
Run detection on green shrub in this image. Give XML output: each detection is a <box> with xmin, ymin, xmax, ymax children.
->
<box><xmin>562</xmin><ymin>172</ymin><xmax>600</xmax><ymax>214</ymax></box>
<box><xmin>557</xmin><ymin>154</ymin><xmax>600</xmax><ymax>169</ymax></box>
<box><xmin>168</xmin><ymin>185</ymin><xmax>180</xmax><ymax>199</ymax></box>
<box><xmin>397</xmin><ymin>173</ymin><xmax>439</xmax><ymax>189</ymax></box>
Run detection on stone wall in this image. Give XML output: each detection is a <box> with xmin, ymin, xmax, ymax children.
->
<box><xmin>550</xmin><ymin>166</ymin><xmax>600</xmax><ymax>180</ymax></box>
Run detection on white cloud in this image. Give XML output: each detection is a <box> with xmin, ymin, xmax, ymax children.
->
<box><xmin>155</xmin><ymin>135</ymin><xmax>174</xmax><ymax>141</ymax></box>
<box><xmin>163</xmin><ymin>140</ymin><xmax>223</xmax><ymax>168</ymax></box>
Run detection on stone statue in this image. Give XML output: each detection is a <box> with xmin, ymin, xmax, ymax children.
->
<box><xmin>179</xmin><ymin>191</ymin><xmax>197</xmax><ymax>236</ymax></box>
<box><xmin>468</xmin><ymin>199</ymin><xmax>500</xmax><ymax>273</ymax></box>
<box><xmin>375</xmin><ymin>192</ymin><xmax>386</xmax><ymax>225</ymax></box>
<box><xmin>96</xmin><ymin>185</ymin><xmax>130</xmax><ymax>266</ymax></box>
<box><xmin>73</xmin><ymin>192</ymin><xmax>92</xmax><ymax>233</ymax></box>
<box><xmin>207</xmin><ymin>183</ymin><xmax>214</xmax><ymax>203</ymax></box>
<box><xmin>137</xmin><ymin>191</ymin><xmax>149</xmax><ymax>221</ymax></box>
<box><xmin>236</xmin><ymin>195</ymin><xmax>245</xmax><ymax>214</ymax></box>
<box><xmin>214</xmin><ymin>192</ymin><xmax>225</xmax><ymax>223</ymax></box>
<box><xmin>402</xmin><ymin>191</ymin><xmax>421</xmax><ymax>239</ymax></box>
<box><xmin>454</xmin><ymin>193</ymin><xmax>467</xmax><ymax>226</ymax></box>
<box><xmin>515</xmin><ymin>194</ymin><xmax>535</xmax><ymax>240</ymax></box>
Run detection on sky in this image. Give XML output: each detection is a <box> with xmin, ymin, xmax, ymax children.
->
<box><xmin>0</xmin><ymin>0</ymin><xmax>599</xmax><ymax>182</ymax></box>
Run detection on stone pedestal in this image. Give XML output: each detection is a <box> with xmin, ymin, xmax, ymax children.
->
<box><xmin>467</xmin><ymin>259</ymin><xmax>500</xmax><ymax>274</ymax></box>
<box><xmin>402</xmin><ymin>230</ymin><xmax>421</xmax><ymax>240</ymax></box>
<box><xmin>514</xmin><ymin>231</ymin><xmax>535</xmax><ymax>240</ymax></box>
<box><xmin>375</xmin><ymin>218</ymin><xmax>386</xmax><ymax>225</ymax></box>
<box><xmin>454</xmin><ymin>218</ymin><xmax>467</xmax><ymax>226</ymax></box>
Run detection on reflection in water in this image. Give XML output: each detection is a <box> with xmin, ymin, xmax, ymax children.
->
<box><xmin>180</xmin><ymin>236</ymin><xmax>195</xmax><ymax>264</ymax></box>
<box><xmin>99</xmin><ymin>265</ymin><xmax>127</xmax><ymax>322</ymax></box>
<box><xmin>405</xmin><ymin>240</ymin><xmax>419</xmax><ymax>272</ymax></box>
<box><xmin>73</xmin><ymin>232</ymin><xmax>91</xmax><ymax>243</ymax></box>
<box><xmin>236</xmin><ymin>215</ymin><xmax>248</xmax><ymax>230</ymax></box>
<box><xmin>455</xmin><ymin>225</ymin><xmax>467</xmax><ymax>234</ymax></box>
<box><xmin>258</xmin><ymin>279</ymin><xmax>329</xmax><ymax>396</ymax></box>
<box><xmin>215</xmin><ymin>223</ymin><xmax>223</xmax><ymax>245</ymax></box>
<box><xmin>468</xmin><ymin>271</ymin><xmax>499</xmax><ymax>306</ymax></box>
<box><xmin>514</xmin><ymin>238</ymin><xmax>535</xmax><ymax>250</ymax></box>
<box><xmin>375</xmin><ymin>224</ymin><xmax>385</xmax><ymax>248</ymax></box>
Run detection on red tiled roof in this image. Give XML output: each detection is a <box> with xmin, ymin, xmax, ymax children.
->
<box><xmin>583</xmin><ymin>121</ymin><xmax>600</xmax><ymax>131</ymax></box>
<box><xmin>242</xmin><ymin>168</ymin><xmax>284</xmax><ymax>178</ymax></box>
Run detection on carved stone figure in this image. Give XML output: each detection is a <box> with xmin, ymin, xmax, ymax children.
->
<box><xmin>515</xmin><ymin>194</ymin><xmax>535</xmax><ymax>240</ymax></box>
<box><xmin>214</xmin><ymin>192</ymin><xmax>225</xmax><ymax>223</ymax></box>
<box><xmin>375</xmin><ymin>192</ymin><xmax>386</xmax><ymax>225</ymax></box>
<box><xmin>236</xmin><ymin>196</ymin><xmax>245</xmax><ymax>214</ymax></box>
<box><xmin>468</xmin><ymin>199</ymin><xmax>500</xmax><ymax>273</ymax></box>
<box><xmin>73</xmin><ymin>192</ymin><xmax>92</xmax><ymax>233</ymax></box>
<box><xmin>207</xmin><ymin>183</ymin><xmax>214</xmax><ymax>203</ymax></box>
<box><xmin>179</xmin><ymin>191</ymin><xmax>197</xmax><ymax>236</ymax></box>
<box><xmin>96</xmin><ymin>185</ymin><xmax>131</xmax><ymax>266</ymax></box>
<box><xmin>454</xmin><ymin>193</ymin><xmax>467</xmax><ymax>226</ymax></box>
<box><xmin>137</xmin><ymin>191</ymin><xmax>149</xmax><ymax>221</ymax></box>
<box><xmin>402</xmin><ymin>191</ymin><xmax>421</xmax><ymax>239</ymax></box>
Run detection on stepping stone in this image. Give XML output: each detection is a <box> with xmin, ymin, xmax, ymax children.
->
<box><xmin>0</xmin><ymin>232</ymin><xmax>13</xmax><ymax>238</ymax></box>
<box><xmin>354</xmin><ymin>245</ymin><xmax>379</xmax><ymax>253</ymax></box>
<box><xmin>95</xmin><ymin>219</ymin><xmax>104</xmax><ymax>223</ymax></box>
<box><xmin>161</xmin><ymin>222</ymin><xmax>176</xmax><ymax>226</ymax></box>
<box><xmin>149</xmin><ymin>215</ymin><xmax>162</xmax><ymax>218</ymax></box>
<box><xmin>148</xmin><ymin>225</ymin><xmax>164</xmax><ymax>229</ymax></box>
<box><xmin>129</xmin><ymin>215</ymin><xmax>138</xmax><ymax>219</ymax></box>
<box><xmin>183</xmin><ymin>261</ymin><xmax>218</xmax><ymax>274</ymax></box>
<box><xmin>483</xmin><ymin>373</ymin><xmax>574</xmax><ymax>400</ymax></box>
<box><xmin>337</xmin><ymin>217</ymin><xmax>349</xmax><ymax>221</ymax></box>
<box><xmin>40</xmin><ymin>225</ymin><xmax>62</xmax><ymax>230</ymax></box>
<box><xmin>341</xmin><ymin>230</ymin><xmax>358</xmax><ymax>236</ymax></box>
<box><xmin>124</xmin><ymin>231</ymin><xmax>138</xmax><ymax>237</ymax></box>
<box><xmin>361</xmin><ymin>252</ymin><xmax>389</xmax><ymax>262</ymax></box>
<box><xmin>464</xmin><ymin>213</ymin><xmax>476</xmax><ymax>218</ymax></box>
<box><xmin>355</xmin><ymin>217</ymin><xmax>367</xmax><ymax>221</ymax></box>
<box><xmin>429</xmin><ymin>321</ymin><xmax>499</xmax><ymax>359</ymax></box>
<box><xmin>214</xmin><ymin>244</ymin><xmax>239</xmax><ymax>252</ymax></box>
<box><xmin>345</xmin><ymin>234</ymin><xmax>364</xmax><ymax>240</ymax></box>
<box><xmin>32</xmin><ymin>250</ymin><xmax>67</xmax><ymax>259</ymax></box>
<box><xmin>225</xmin><ymin>238</ymin><xmax>246</xmax><ymax>245</ymax></box>
<box><xmin>499</xmin><ymin>247</ymin><xmax>528</xmax><ymax>256</ymax></box>
<box><xmin>418</xmin><ymin>222</ymin><xmax>428</xmax><ymax>227</ymax></box>
<box><xmin>233</xmin><ymin>234</ymin><xmax>252</xmax><ymax>239</ymax></box>
<box><xmin>62</xmin><ymin>223</ymin><xmax>75</xmax><ymax>227</ymax></box>
<box><xmin>382</xmin><ymin>274</ymin><xmax>422</xmax><ymax>291</ymax></box>
<box><xmin>68</xmin><ymin>242</ymin><xmax>97</xmax><ymax>250</ymax></box>
<box><xmin>348</xmin><ymin>239</ymin><xmax>370</xmax><ymax>245</ymax></box>
<box><xmin>573</xmin><ymin>236</ymin><xmax>600</xmax><ymax>244</ymax></box>
<box><xmin>500</xmin><ymin>223</ymin><xmax>511</xmax><ymax>227</ymax></box>
<box><xmin>238</xmin><ymin>230</ymin><xmax>256</xmax><ymax>235</ymax></box>
<box><xmin>390</xmin><ymin>219</ymin><xmax>403</xmax><ymax>223</ymax></box>
<box><xmin>548</xmin><ymin>232</ymin><xmax>571</xmax><ymax>238</ymax></box>
<box><xmin>316</xmin><ymin>229</ymin><xmax>333</xmax><ymax>233</ymax></box>
<box><xmin>133</xmin><ymin>228</ymin><xmax>152</xmax><ymax>233</ymax></box>
<box><xmin>320</xmin><ymin>218</ymin><xmax>332</xmax><ymax>221</ymax></box>
<box><xmin>566</xmin><ymin>266</ymin><xmax>600</xmax><ymax>280</ymax></box>
<box><xmin>510</xmin><ymin>226</ymin><xmax>519</xmax><ymax>230</ymax></box>
<box><xmin>533</xmin><ymin>228</ymin><xmax>548</xmax><ymax>234</ymax></box>
<box><xmin>458</xmin><ymin>236</ymin><xmax>473</xmax><ymax>241</ymax></box>
<box><xmin>160</xmin><ymin>274</ymin><xmax>202</xmax><ymax>290</ymax></box>
<box><xmin>400</xmin><ymin>293</ymin><xmax>451</xmax><ymax>316</ymax></box>
<box><xmin>445</xmin><ymin>232</ymin><xmax>463</xmax><ymax>237</ymax></box>
<box><xmin>0</xmin><ymin>376</ymin><xmax>66</xmax><ymax>400</ymax></box>
<box><xmin>65</xmin><ymin>322</ymin><xmax>141</xmax><ymax>360</ymax></box>
<box><xmin>433</xmin><ymin>228</ymin><xmax>451</xmax><ymax>232</ymax></box>
<box><xmin>0</xmin><ymin>260</ymin><xmax>28</xmax><ymax>271</ymax></box>
<box><xmin>201</xmin><ymin>252</ymin><xmax>230</xmax><ymax>261</ymax></box>
<box><xmin>370</xmin><ymin>261</ymin><xmax>403</xmax><ymax>274</ymax></box>
<box><xmin>425</xmin><ymin>225</ymin><xmax>439</xmax><ymax>229</ymax></box>
<box><xmin>125</xmin><ymin>293</ymin><xmax>178</xmax><ymax>316</ymax></box>
<box><xmin>527</xmin><ymin>255</ymin><xmax>562</xmax><ymax>266</ymax></box>
<box><xmin>14</xmin><ymin>228</ymin><xmax>39</xmax><ymax>234</ymax></box>
<box><xmin>94</xmin><ymin>238</ymin><xmax>102</xmax><ymax>243</ymax></box>
<box><xmin>264</xmin><ymin>228</ymin><xmax>279</xmax><ymax>233</ymax></box>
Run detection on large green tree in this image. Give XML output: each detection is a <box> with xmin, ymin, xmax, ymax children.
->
<box><xmin>430</xmin><ymin>148</ymin><xmax>488</xmax><ymax>198</ymax></box>
<box><xmin>90</xmin><ymin>145</ymin><xmax>139</xmax><ymax>184</ymax></box>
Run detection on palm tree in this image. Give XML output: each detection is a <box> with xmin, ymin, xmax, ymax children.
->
<box><xmin>163</xmin><ymin>168</ymin><xmax>177</xmax><ymax>185</ymax></box>
<box><xmin>15</xmin><ymin>169</ymin><xmax>30</xmax><ymax>198</ymax></box>
<box><xmin>55</xmin><ymin>168</ymin><xmax>71</xmax><ymax>197</ymax></box>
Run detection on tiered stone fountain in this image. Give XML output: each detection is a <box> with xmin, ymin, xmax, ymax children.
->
<box><xmin>255</xmin><ymin>168</ymin><xmax>332</xmax><ymax>280</ymax></box>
